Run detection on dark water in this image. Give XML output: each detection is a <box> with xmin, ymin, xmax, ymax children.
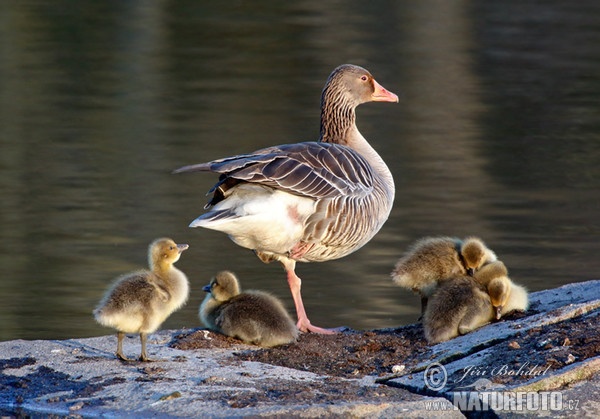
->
<box><xmin>1</xmin><ymin>1</ymin><xmax>599</xmax><ymax>341</ymax></box>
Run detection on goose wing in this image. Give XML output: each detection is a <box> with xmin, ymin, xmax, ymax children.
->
<box><xmin>173</xmin><ymin>141</ymin><xmax>375</xmax><ymax>200</ymax></box>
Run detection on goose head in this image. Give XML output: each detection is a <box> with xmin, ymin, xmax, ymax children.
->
<box><xmin>148</xmin><ymin>238</ymin><xmax>189</xmax><ymax>271</ymax></box>
<box><xmin>322</xmin><ymin>64</ymin><xmax>398</xmax><ymax>107</ymax></box>
<box><xmin>320</xmin><ymin>64</ymin><xmax>398</xmax><ymax>144</ymax></box>
<box><xmin>202</xmin><ymin>270</ymin><xmax>241</xmax><ymax>302</ymax></box>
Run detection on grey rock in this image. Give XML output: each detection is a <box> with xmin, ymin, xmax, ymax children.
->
<box><xmin>0</xmin><ymin>332</ymin><xmax>459</xmax><ymax>417</ymax></box>
<box><xmin>1</xmin><ymin>280</ymin><xmax>599</xmax><ymax>418</ymax></box>
<box><xmin>387</xmin><ymin>280</ymin><xmax>600</xmax><ymax>417</ymax></box>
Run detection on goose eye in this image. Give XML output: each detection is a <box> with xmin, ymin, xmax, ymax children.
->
<box><xmin>360</xmin><ymin>75</ymin><xmax>368</xmax><ymax>81</ymax></box>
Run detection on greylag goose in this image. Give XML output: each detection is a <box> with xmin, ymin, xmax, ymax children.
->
<box><xmin>423</xmin><ymin>276</ymin><xmax>492</xmax><ymax>344</ymax></box>
<box><xmin>174</xmin><ymin>64</ymin><xmax>398</xmax><ymax>333</ymax></box>
<box><xmin>391</xmin><ymin>236</ymin><xmax>466</xmax><ymax>316</ymax></box>
<box><xmin>200</xmin><ymin>271</ymin><xmax>298</xmax><ymax>347</ymax></box>
<box><xmin>94</xmin><ymin>238</ymin><xmax>189</xmax><ymax>361</ymax></box>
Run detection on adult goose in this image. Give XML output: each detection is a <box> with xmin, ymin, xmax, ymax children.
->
<box><xmin>174</xmin><ymin>64</ymin><xmax>398</xmax><ymax>333</ymax></box>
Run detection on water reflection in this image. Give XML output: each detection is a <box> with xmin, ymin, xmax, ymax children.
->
<box><xmin>0</xmin><ymin>0</ymin><xmax>598</xmax><ymax>341</ymax></box>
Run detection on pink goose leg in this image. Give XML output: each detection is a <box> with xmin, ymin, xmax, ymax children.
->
<box><xmin>283</xmin><ymin>259</ymin><xmax>339</xmax><ymax>334</ymax></box>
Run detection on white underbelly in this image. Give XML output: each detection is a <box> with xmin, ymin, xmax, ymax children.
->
<box><xmin>194</xmin><ymin>186</ymin><xmax>316</xmax><ymax>254</ymax></box>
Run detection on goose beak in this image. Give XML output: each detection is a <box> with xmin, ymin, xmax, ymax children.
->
<box><xmin>495</xmin><ymin>306</ymin><xmax>503</xmax><ymax>320</ymax></box>
<box><xmin>177</xmin><ymin>244</ymin><xmax>189</xmax><ymax>253</ymax></box>
<box><xmin>371</xmin><ymin>80</ymin><xmax>399</xmax><ymax>103</ymax></box>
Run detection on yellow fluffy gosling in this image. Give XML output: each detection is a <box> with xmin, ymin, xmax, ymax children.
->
<box><xmin>94</xmin><ymin>238</ymin><xmax>189</xmax><ymax>361</ymax></box>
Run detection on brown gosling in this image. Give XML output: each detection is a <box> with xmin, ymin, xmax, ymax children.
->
<box><xmin>199</xmin><ymin>271</ymin><xmax>298</xmax><ymax>347</ymax></box>
<box><xmin>423</xmin><ymin>276</ymin><xmax>493</xmax><ymax>344</ymax></box>
<box><xmin>424</xmin><ymin>268</ymin><xmax>529</xmax><ymax>344</ymax></box>
<box><xmin>460</xmin><ymin>236</ymin><xmax>497</xmax><ymax>275</ymax></box>
<box><xmin>94</xmin><ymin>238</ymin><xmax>189</xmax><ymax>361</ymax></box>
<box><xmin>391</xmin><ymin>236</ymin><xmax>466</xmax><ymax>316</ymax></box>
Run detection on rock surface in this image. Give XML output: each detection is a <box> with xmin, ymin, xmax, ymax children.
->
<box><xmin>1</xmin><ymin>280</ymin><xmax>598</xmax><ymax>418</ymax></box>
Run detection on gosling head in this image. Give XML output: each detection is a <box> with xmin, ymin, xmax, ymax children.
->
<box><xmin>149</xmin><ymin>238</ymin><xmax>189</xmax><ymax>269</ymax></box>
<box><xmin>487</xmin><ymin>276</ymin><xmax>512</xmax><ymax>320</ymax></box>
<box><xmin>461</xmin><ymin>237</ymin><xmax>497</xmax><ymax>275</ymax></box>
<box><xmin>202</xmin><ymin>270</ymin><xmax>241</xmax><ymax>302</ymax></box>
<box><xmin>474</xmin><ymin>261</ymin><xmax>508</xmax><ymax>287</ymax></box>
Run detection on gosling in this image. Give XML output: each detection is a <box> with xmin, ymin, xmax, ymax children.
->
<box><xmin>423</xmin><ymin>276</ymin><xmax>492</xmax><ymax>344</ymax></box>
<box><xmin>94</xmin><ymin>238</ymin><xmax>189</xmax><ymax>361</ymax></box>
<box><xmin>424</xmin><ymin>272</ymin><xmax>529</xmax><ymax>344</ymax></box>
<box><xmin>391</xmin><ymin>236</ymin><xmax>466</xmax><ymax>315</ymax></box>
<box><xmin>199</xmin><ymin>271</ymin><xmax>298</xmax><ymax>347</ymax></box>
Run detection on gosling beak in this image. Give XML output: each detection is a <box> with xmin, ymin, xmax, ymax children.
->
<box><xmin>467</xmin><ymin>268</ymin><xmax>475</xmax><ymax>276</ymax></box>
<box><xmin>202</xmin><ymin>284</ymin><xmax>211</xmax><ymax>293</ymax></box>
<box><xmin>495</xmin><ymin>306</ymin><xmax>503</xmax><ymax>320</ymax></box>
<box><xmin>371</xmin><ymin>79</ymin><xmax>399</xmax><ymax>103</ymax></box>
<box><xmin>177</xmin><ymin>243</ymin><xmax>189</xmax><ymax>253</ymax></box>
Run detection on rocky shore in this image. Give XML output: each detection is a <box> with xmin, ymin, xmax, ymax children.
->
<box><xmin>1</xmin><ymin>280</ymin><xmax>599</xmax><ymax>418</ymax></box>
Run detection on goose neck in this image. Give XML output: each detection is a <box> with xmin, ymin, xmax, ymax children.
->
<box><xmin>319</xmin><ymin>93</ymin><xmax>355</xmax><ymax>145</ymax></box>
